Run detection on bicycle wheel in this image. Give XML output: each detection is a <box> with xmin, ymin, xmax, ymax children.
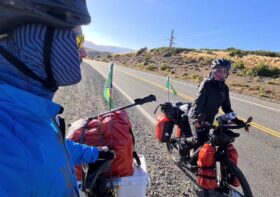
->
<box><xmin>217</xmin><ymin>159</ymin><xmax>253</xmax><ymax>197</ymax></box>
<box><xmin>166</xmin><ymin>138</ymin><xmax>181</xmax><ymax>164</ymax></box>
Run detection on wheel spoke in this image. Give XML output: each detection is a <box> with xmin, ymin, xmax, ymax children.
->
<box><xmin>166</xmin><ymin>139</ymin><xmax>181</xmax><ymax>163</ymax></box>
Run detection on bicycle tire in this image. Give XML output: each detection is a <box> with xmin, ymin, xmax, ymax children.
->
<box><xmin>222</xmin><ymin>159</ymin><xmax>253</xmax><ymax>197</ymax></box>
<box><xmin>166</xmin><ymin>139</ymin><xmax>181</xmax><ymax>165</ymax></box>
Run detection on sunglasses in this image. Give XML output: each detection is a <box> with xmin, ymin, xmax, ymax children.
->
<box><xmin>76</xmin><ymin>34</ymin><xmax>85</xmax><ymax>49</ymax></box>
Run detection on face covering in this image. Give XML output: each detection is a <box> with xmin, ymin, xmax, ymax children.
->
<box><xmin>0</xmin><ymin>24</ymin><xmax>81</xmax><ymax>98</ymax></box>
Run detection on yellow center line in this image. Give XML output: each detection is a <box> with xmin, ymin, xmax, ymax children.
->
<box><xmin>118</xmin><ymin>69</ymin><xmax>280</xmax><ymax>138</ymax></box>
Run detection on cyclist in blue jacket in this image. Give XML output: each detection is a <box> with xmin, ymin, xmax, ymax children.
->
<box><xmin>0</xmin><ymin>1</ymin><xmax>112</xmax><ymax>196</ymax></box>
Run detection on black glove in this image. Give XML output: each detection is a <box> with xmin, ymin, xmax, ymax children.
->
<box><xmin>98</xmin><ymin>146</ymin><xmax>115</xmax><ymax>160</ymax></box>
<box><xmin>232</xmin><ymin>118</ymin><xmax>249</xmax><ymax>132</ymax></box>
<box><xmin>232</xmin><ymin>118</ymin><xmax>244</xmax><ymax>125</ymax></box>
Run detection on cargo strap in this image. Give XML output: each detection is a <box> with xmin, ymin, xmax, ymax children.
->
<box><xmin>56</xmin><ymin>116</ymin><xmax>66</xmax><ymax>138</ymax></box>
<box><xmin>133</xmin><ymin>151</ymin><xmax>141</xmax><ymax>167</ymax></box>
<box><xmin>196</xmin><ymin>166</ymin><xmax>217</xmax><ymax>179</ymax></box>
<box><xmin>53</xmin><ymin>109</ymin><xmax>66</xmax><ymax>138</ymax></box>
<box><xmin>198</xmin><ymin>166</ymin><xmax>216</xmax><ymax>169</ymax></box>
<box><xmin>196</xmin><ymin>174</ymin><xmax>217</xmax><ymax>180</ymax></box>
<box><xmin>129</xmin><ymin>128</ymin><xmax>141</xmax><ymax>167</ymax></box>
<box><xmin>80</xmin><ymin>118</ymin><xmax>91</xmax><ymax>144</ymax></box>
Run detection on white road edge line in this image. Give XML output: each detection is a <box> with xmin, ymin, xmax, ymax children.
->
<box><xmin>117</xmin><ymin>66</ymin><xmax>280</xmax><ymax>113</ymax></box>
<box><xmin>91</xmin><ymin>64</ymin><xmax>156</xmax><ymax>125</ymax></box>
<box><xmin>230</xmin><ymin>96</ymin><xmax>280</xmax><ymax>112</ymax></box>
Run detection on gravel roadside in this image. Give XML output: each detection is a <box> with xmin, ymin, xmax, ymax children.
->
<box><xmin>54</xmin><ymin>63</ymin><xmax>202</xmax><ymax>197</ymax></box>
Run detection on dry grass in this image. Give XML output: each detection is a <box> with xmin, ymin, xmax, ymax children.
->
<box><xmin>181</xmin><ymin>51</ymin><xmax>280</xmax><ymax>69</ymax></box>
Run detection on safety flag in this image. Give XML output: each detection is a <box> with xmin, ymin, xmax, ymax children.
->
<box><xmin>104</xmin><ymin>63</ymin><xmax>115</xmax><ymax>109</ymax></box>
<box><xmin>165</xmin><ymin>76</ymin><xmax>177</xmax><ymax>96</ymax></box>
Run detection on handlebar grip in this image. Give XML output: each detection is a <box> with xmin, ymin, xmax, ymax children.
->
<box><xmin>134</xmin><ymin>95</ymin><xmax>156</xmax><ymax>105</ymax></box>
<box><xmin>98</xmin><ymin>150</ymin><xmax>115</xmax><ymax>160</ymax></box>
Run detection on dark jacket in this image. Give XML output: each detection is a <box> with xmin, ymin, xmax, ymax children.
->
<box><xmin>189</xmin><ymin>77</ymin><xmax>233</xmax><ymax>123</ymax></box>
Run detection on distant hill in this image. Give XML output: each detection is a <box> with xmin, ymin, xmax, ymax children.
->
<box><xmin>85</xmin><ymin>48</ymin><xmax>111</xmax><ymax>57</ymax></box>
<box><xmin>84</xmin><ymin>41</ymin><xmax>134</xmax><ymax>54</ymax></box>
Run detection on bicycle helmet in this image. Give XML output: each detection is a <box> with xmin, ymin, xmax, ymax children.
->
<box><xmin>0</xmin><ymin>0</ymin><xmax>91</xmax><ymax>34</ymax></box>
<box><xmin>211</xmin><ymin>58</ymin><xmax>231</xmax><ymax>70</ymax></box>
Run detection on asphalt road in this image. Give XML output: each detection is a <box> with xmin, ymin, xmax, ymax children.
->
<box><xmin>84</xmin><ymin>59</ymin><xmax>280</xmax><ymax>197</ymax></box>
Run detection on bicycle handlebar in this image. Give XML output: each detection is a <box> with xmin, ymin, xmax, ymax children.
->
<box><xmin>134</xmin><ymin>94</ymin><xmax>156</xmax><ymax>105</ymax></box>
<box><xmin>201</xmin><ymin>122</ymin><xmax>249</xmax><ymax>130</ymax></box>
<box><xmin>221</xmin><ymin>125</ymin><xmax>247</xmax><ymax>130</ymax></box>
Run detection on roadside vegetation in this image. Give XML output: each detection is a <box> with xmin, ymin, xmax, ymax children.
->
<box><xmin>89</xmin><ymin>47</ymin><xmax>280</xmax><ymax>103</ymax></box>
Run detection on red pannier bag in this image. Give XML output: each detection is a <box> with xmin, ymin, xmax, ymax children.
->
<box><xmin>226</xmin><ymin>144</ymin><xmax>240</xmax><ymax>187</ymax></box>
<box><xmin>155</xmin><ymin>113</ymin><xmax>174</xmax><ymax>142</ymax></box>
<box><xmin>68</xmin><ymin>110</ymin><xmax>134</xmax><ymax>181</ymax></box>
<box><xmin>197</xmin><ymin>143</ymin><xmax>218</xmax><ymax>190</ymax></box>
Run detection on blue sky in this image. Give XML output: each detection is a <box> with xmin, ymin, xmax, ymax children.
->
<box><xmin>84</xmin><ymin>0</ymin><xmax>280</xmax><ymax>51</ymax></box>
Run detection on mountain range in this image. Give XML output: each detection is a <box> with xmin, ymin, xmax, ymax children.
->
<box><xmin>84</xmin><ymin>40</ymin><xmax>134</xmax><ymax>54</ymax></box>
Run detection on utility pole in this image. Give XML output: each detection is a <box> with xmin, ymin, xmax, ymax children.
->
<box><xmin>168</xmin><ymin>30</ymin><xmax>175</xmax><ymax>48</ymax></box>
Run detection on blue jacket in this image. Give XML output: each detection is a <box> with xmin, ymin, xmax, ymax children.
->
<box><xmin>0</xmin><ymin>84</ymin><xmax>99</xmax><ymax>197</ymax></box>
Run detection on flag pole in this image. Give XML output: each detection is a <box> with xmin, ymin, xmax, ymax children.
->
<box><xmin>167</xmin><ymin>76</ymin><xmax>170</xmax><ymax>102</ymax></box>
<box><xmin>109</xmin><ymin>88</ymin><xmax>112</xmax><ymax>110</ymax></box>
<box><xmin>109</xmin><ymin>63</ymin><xmax>114</xmax><ymax>110</ymax></box>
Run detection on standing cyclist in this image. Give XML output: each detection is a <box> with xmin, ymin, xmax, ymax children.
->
<box><xmin>0</xmin><ymin>1</ymin><xmax>112</xmax><ymax>196</ymax></box>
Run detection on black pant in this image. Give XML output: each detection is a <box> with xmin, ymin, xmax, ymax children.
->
<box><xmin>178</xmin><ymin>114</ymin><xmax>192</xmax><ymax>138</ymax></box>
<box><xmin>189</xmin><ymin>121</ymin><xmax>210</xmax><ymax>148</ymax></box>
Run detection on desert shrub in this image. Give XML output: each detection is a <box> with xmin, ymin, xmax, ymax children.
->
<box><xmin>160</xmin><ymin>64</ymin><xmax>171</xmax><ymax>71</ymax></box>
<box><xmin>150</xmin><ymin>47</ymin><xmax>196</xmax><ymax>57</ymax></box>
<box><xmin>267</xmin><ymin>78</ymin><xmax>280</xmax><ymax>85</ymax></box>
<box><xmin>135</xmin><ymin>63</ymin><xmax>144</xmax><ymax>69</ymax></box>
<box><xmin>232</xmin><ymin>61</ymin><xmax>245</xmax><ymax>70</ymax></box>
<box><xmin>136</xmin><ymin>47</ymin><xmax>148</xmax><ymax>56</ymax></box>
<box><xmin>146</xmin><ymin>64</ymin><xmax>157</xmax><ymax>71</ymax></box>
<box><xmin>227</xmin><ymin>48</ymin><xmax>247</xmax><ymax>57</ymax></box>
<box><xmin>226</xmin><ymin>47</ymin><xmax>280</xmax><ymax>58</ymax></box>
<box><xmin>258</xmin><ymin>87</ymin><xmax>271</xmax><ymax>98</ymax></box>
<box><xmin>184</xmin><ymin>73</ymin><xmax>203</xmax><ymax>83</ymax></box>
<box><xmin>246</xmin><ymin>62</ymin><xmax>280</xmax><ymax>77</ymax></box>
<box><xmin>251</xmin><ymin>50</ymin><xmax>280</xmax><ymax>58</ymax></box>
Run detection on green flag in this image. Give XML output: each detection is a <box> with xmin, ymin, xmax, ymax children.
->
<box><xmin>165</xmin><ymin>76</ymin><xmax>177</xmax><ymax>96</ymax></box>
<box><xmin>104</xmin><ymin>63</ymin><xmax>115</xmax><ymax>109</ymax></box>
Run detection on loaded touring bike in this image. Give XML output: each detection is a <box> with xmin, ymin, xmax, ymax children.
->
<box><xmin>155</xmin><ymin>102</ymin><xmax>253</xmax><ymax>197</ymax></box>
